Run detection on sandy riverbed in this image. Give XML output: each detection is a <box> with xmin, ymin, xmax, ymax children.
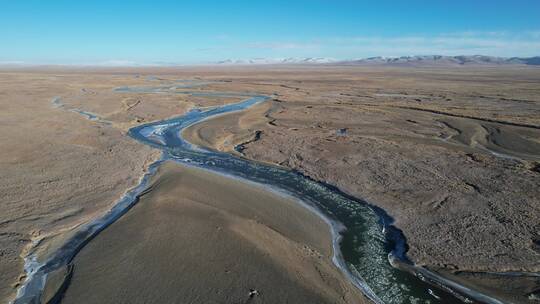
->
<box><xmin>60</xmin><ymin>162</ymin><xmax>367</xmax><ymax>304</ymax></box>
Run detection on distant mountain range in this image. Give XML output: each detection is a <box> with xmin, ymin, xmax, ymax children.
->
<box><xmin>340</xmin><ymin>55</ymin><xmax>540</xmax><ymax>66</ymax></box>
<box><xmin>216</xmin><ymin>55</ymin><xmax>540</xmax><ymax>66</ymax></box>
<box><xmin>2</xmin><ymin>55</ymin><xmax>539</xmax><ymax>67</ymax></box>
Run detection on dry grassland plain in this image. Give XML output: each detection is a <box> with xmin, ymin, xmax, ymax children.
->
<box><xmin>1</xmin><ymin>65</ymin><xmax>539</xmax><ymax>303</ymax></box>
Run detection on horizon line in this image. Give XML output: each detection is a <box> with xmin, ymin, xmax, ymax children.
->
<box><xmin>1</xmin><ymin>54</ymin><xmax>540</xmax><ymax>68</ymax></box>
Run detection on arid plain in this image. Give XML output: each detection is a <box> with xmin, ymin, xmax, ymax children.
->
<box><xmin>1</xmin><ymin>65</ymin><xmax>539</xmax><ymax>303</ymax></box>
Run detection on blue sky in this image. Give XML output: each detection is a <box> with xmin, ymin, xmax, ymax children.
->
<box><xmin>1</xmin><ymin>0</ymin><xmax>540</xmax><ymax>65</ymax></box>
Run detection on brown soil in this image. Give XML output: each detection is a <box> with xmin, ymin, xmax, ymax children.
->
<box><xmin>60</xmin><ymin>162</ymin><xmax>367</xmax><ymax>304</ymax></box>
<box><xmin>180</xmin><ymin>65</ymin><xmax>540</xmax><ymax>303</ymax></box>
<box><xmin>2</xmin><ymin>66</ymin><xmax>539</xmax><ymax>303</ymax></box>
<box><xmin>0</xmin><ymin>71</ymin><xmax>241</xmax><ymax>302</ymax></box>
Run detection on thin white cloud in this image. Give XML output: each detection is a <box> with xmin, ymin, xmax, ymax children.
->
<box><xmin>96</xmin><ymin>60</ymin><xmax>139</xmax><ymax>66</ymax></box>
<box><xmin>526</xmin><ymin>31</ymin><xmax>540</xmax><ymax>39</ymax></box>
<box><xmin>254</xmin><ymin>31</ymin><xmax>540</xmax><ymax>58</ymax></box>
<box><xmin>3</xmin><ymin>31</ymin><xmax>538</xmax><ymax>66</ymax></box>
<box><xmin>0</xmin><ymin>60</ymin><xmax>27</xmax><ymax>65</ymax></box>
<box><xmin>203</xmin><ymin>32</ymin><xmax>540</xmax><ymax>63</ymax></box>
<box><xmin>245</xmin><ymin>42</ymin><xmax>320</xmax><ymax>50</ymax></box>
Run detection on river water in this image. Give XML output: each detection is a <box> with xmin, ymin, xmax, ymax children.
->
<box><xmin>13</xmin><ymin>81</ymin><xmax>500</xmax><ymax>304</ymax></box>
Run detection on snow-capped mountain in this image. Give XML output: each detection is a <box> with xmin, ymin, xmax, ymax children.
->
<box><xmin>216</xmin><ymin>57</ymin><xmax>336</xmax><ymax>65</ymax></box>
<box><xmin>338</xmin><ymin>55</ymin><xmax>540</xmax><ymax>66</ymax></box>
<box><xmin>215</xmin><ymin>55</ymin><xmax>540</xmax><ymax>66</ymax></box>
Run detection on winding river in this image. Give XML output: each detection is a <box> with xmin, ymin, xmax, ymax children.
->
<box><xmin>14</xmin><ymin>80</ymin><xmax>504</xmax><ymax>304</ymax></box>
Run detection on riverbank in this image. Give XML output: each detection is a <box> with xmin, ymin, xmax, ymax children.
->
<box><xmin>0</xmin><ymin>71</ymin><xmax>245</xmax><ymax>303</ymax></box>
<box><xmin>0</xmin><ymin>72</ymin><xmax>158</xmax><ymax>302</ymax></box>
<box><xmin>180</xmin><ymin>66</ymin><xmax>540</xmax><ymax>303</ymax></box>
<box><xmin>182</xmin><ymin>101</ymin><xmax>273</xmax><ymax>153</ymax></box>
<box><xmin>3</xmin><ymin>66</ymin><xmax>539</xmax><ymax>303</ymax></box>
<box><xmin>60</xmin><ymin>161</ymin><xmax>367</xmax><ymax>304</ymax></box>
